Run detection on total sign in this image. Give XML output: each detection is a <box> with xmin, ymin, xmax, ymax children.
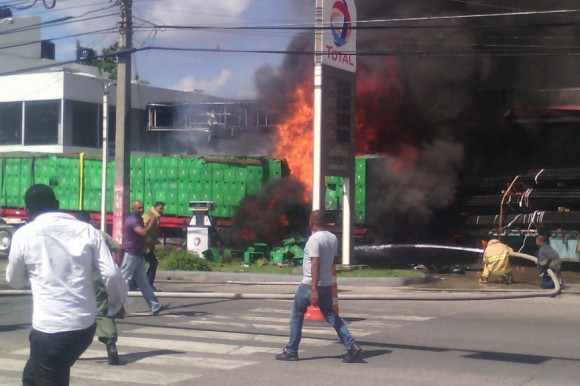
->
<box><xmin>323</xmin><ymin>0</ymin><xmax>357</xmax><ymax>72</ymax></box>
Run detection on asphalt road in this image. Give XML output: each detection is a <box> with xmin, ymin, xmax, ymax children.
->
<box><xmin>1</xmin><ymin>282</ymin><xmax>579</xmax><ymax>386</ymax></box>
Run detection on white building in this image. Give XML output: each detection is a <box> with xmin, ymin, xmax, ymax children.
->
<box><xmin>0</xmin><ymin>16</ymin><xmax>222</xmax><ymax>155</ymax></box>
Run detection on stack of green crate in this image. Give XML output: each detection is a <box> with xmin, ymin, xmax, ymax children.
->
<box><xmin>266</xmin><ymin>159</ymin><xmax>283</xmax><ymax>182</ymax></box>
<box><xmin>129</xmin><ymin>154</ymin><xmax>145</xmax><ymax>209</ymax></box>
<box><xmin>81</xmin><ymin>158</ymin><xmax>101</xmax><ymax>212</ymax></box>
<box><xmin>143</xmin><ymin>154</ymin><xmax>162</xmax><ymax>213</ymax></box>
<box><xmin>0</xmin><ymin>154</ymin><xmax>290</xmax><ymax>220</ymax></box>
<box><xmin>2</xmin><ymin>158</ymin><xmax>26</xmax><ymax>208</ymax></box>
<box><xmin>325</xmin><ymin>176</ymin><xmax>343</xmax><ymax>211</ymax></box>
<box><xmin>354</xmin><ymin>157</ymin><xmax>366</xmax><ymax>224</ymax></box>
<box><xmin>322</xmin><ymin>158</ymin><xmax>367</xmax><ymax>224</ymax></box>
<box><xmin>50</xmin><ymin>156</ymin><xmax>80</xmax><ymax>211</ymax></box>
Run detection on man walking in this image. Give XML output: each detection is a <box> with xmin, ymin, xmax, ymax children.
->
<box><xmin>143</xmin><ymin>201</ymin><xmax>164</xmax><ymax>289</ymax></box>
<box><xmin>276</xmin><ymin>210</ymin><xmax>362</xmax><ymax>362</ymax></box>
<box><xmin>121</xmin><ymin>200</ymin><xmax>164</xmax><ymax>315</ymax></box>
<box><xmin>77</xmin><ymin>211</ymin><xmax>123</xmax><ymax>365</ymax></box>
<box><xmin>6</xmin><ymin>185</ymin><xmax>127</xmax><ymax>385</ymax></box>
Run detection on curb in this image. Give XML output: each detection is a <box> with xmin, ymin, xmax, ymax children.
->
<box><xmin>155</xmin><ymin>270</ymin><xmax>433</xmax><ymax>287</ymax></box>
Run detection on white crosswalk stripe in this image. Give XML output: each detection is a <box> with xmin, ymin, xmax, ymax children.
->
<box><xmin>2</xmin><ymin>307</ymin><xmax>436</xmax><ymax>385</ymax></box>
<box><xmin>128</xmin><ymin>326</ymin><xmax>331</xmax><ymax>346</ymax></box>
<box><xmin>0</xmin><ymin>357</ymin><xmax>198</xmax><ymax>385</ymax></box>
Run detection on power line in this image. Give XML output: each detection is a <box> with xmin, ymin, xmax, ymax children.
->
<box><xmin>11</xmin><ymin>0</ymin><xmax>57</xmax><ymax>11</ymax></box>
<box><xmin>447</xmin><ymin>0</ymin><xmax>523</xmax><ymax>11</ymax></box>
<box><xmin>129</xmin><ymin>8</ymin><xmax>580</xmax><ymax>32</ymax></box>
<box><xmin>0</xmin><ymin>11</ymin><xmax>118</xmax><ymax>36</ymax></box>
<box><xmin>6</xmin><ymin>42</ymin><xmax>580</xmax><ymax>78</ymax></box>
<box><xmin>0</xmin><ymin>26</ymin><xmax>117</xmax><ymax>50</ymax></box>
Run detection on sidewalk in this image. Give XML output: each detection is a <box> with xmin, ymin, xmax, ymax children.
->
<box><xmin>2</xmin><ymin>259</ymin><xmax>579</xmax><ymax>296</ymax></box>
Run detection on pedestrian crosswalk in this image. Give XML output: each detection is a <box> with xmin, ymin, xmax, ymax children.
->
<box><xmin>0</xmin><ymin>306</ymin><xmax>436</xmax><ymax>385</ymax></box>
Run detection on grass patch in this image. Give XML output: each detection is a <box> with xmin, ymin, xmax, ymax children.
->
<box><xmin>157</xmin><ymin>247</ymin><xmax>421</xmax><ymax>277</ymax></box>
<box><xmin>208</xmin><ymin>261</ymin><xmax>300</xmax><ymax>275</ymax></box>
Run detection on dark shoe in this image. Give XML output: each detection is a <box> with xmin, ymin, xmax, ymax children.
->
<box><xmin>503</xmin><ymin>273</ymin><xmax>513</xmax><ymax>284</ymax></box>
<box><xmin>479</xmin><ymin>276</ymin><xmax>488</xmax><ymax>284</ymax></box>
<box><xmin>343</xmin><ymin>343</ymin><xmax>362</xmax><ymax>363</ymax></box>
<box><xmin>106</xmin><ymin>342</ymin><xmax>120</xmax><ymax>365</ymax></box>
<box><xmin>275</xmin><ymin>349</ymin><xmax>299</xmax><ymax>361</ymax></box>
<box><xmin>152</xmin><ymin>303</ymin><xmax>170</xmax><ymax>316</ymax></box>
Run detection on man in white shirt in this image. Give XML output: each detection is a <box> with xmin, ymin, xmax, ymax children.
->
<box><xmin>6</xmin><ymin>184</ymin><xmax>127</xmax><ymax>386</ymax></box>
<box><xmin>275</xmin><ymin>210</ymin><xmax>362</xmax><ymax>363</ymax></box>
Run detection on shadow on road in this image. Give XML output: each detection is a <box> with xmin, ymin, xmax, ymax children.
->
<box><xmin>0</xmin><ymin>323</ymin><xmax>29</xmax><ymax>332</ymax></box>
<box><xmin>358</xmin><ymin>340</ymin><xmax>580</xmax><ymax>364</ymax></box>
<box><xmin>298</xmin><ymin>349</ymin><xmax>391</xmax><ymax>363</ymax></box>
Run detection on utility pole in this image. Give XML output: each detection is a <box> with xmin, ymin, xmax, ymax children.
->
<box><xmin>112</xmin><ymin>0</ymin><xmax>132</xmax><ymax>243</ymax></box>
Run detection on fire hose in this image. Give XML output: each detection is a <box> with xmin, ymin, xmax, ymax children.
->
<box><xmin>0</xmin><ymin>251</ymin><xmax>560</xmax><ymax>301</ymax></box>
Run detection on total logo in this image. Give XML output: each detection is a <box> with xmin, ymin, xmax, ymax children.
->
<box><xmin>193</xmin><ymin>237</ymin><xmax>202</xmax><ymax>246</ymax></box>
<box><xmin>330</xmin><ymin>0</ymin><xmax>352</xmax><ymax>47</ymax></box>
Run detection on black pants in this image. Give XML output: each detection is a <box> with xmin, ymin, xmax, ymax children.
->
<box><xmin>144</xmin><ymin>249</ymin><xmax>158</xmax><ymax>286</ymax></box>
<box><xmin>23</xmin><ymin>323</ymin><xmax>96</xmax><ymax>386</ymax></box>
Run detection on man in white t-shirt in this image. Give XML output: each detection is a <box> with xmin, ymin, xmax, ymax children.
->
<box><xmin>6</xmin><ymin>184</ymin><xmax>127</xmax><ymax>386</ymax></box>
<box><xmin>275</xmin><ymin>210</ymin><xmax>362</xmax><ymax>362</ymax></box>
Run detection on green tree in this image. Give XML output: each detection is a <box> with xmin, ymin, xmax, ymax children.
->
<box><xmin>76</xmin><ymin>40</ymin><xmax>119</xmax><ymax>80</ymax></box>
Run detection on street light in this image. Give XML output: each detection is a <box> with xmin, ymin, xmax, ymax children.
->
<box><xmin>101</xmin><ymin>82</ymin><xmax>116</xmax><ymax>232</ymax></box>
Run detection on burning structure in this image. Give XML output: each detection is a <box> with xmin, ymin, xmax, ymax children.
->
<box><xmin>248</xmin><ymin>0</ymin><xmax>580</xmax><ymax>248</ymax></box>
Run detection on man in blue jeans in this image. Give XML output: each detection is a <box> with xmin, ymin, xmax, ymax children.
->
<box><xmin>276</xmin><ymin>210</ymin><xmax>362</xmax><ymax>362</ymax></box>
<box><xmin>121</xmin><ymin>200</ymin><xmax>164</xmax><ymax>315</ymax></box>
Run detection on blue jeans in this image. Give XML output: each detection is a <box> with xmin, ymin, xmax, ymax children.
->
<box><xmin>121</xmin><ymin>253</ymin><xmax>161</xmax><ymax>313</ymax></box>
<box><xmin>285</xmin><ymin>284</ymin><xmax>356</xmax><ymax>354</ymax></box>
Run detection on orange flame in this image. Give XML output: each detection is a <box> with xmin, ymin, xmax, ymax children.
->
<box><xmin>273</xmin><ymin>80</ymin><xmax>314</xmax><ymax>196</ymax></box>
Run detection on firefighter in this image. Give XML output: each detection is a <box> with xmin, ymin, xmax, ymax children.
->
<box><xmin>480</xmin><ymin>239</ymin><xmax>514</xmax><ymax>284</ymax></box>
<box><xmin>535</xmin><ymin>235</ymin><xmax>562</xmax><ymax>289</ymax></box>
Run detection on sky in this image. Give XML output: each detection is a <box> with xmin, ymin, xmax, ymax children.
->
<box><xmin>7</xmin><ymin>0</ymin><xmax>314</xmax><ymax>98</ymax></box>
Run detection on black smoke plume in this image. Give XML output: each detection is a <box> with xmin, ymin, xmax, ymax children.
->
<box><xmin>226</xmin><ymin>177</ymin><xmax>310</xmax><ymax>248</ymax></box>
<box><xmin>252</xmin><ymin>0</ymin><xmax>580</xmax><ymax>243</ymax></box>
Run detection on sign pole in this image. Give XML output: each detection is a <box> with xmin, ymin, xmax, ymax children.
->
<box><xmin>313</xmin><ymin>0</ymin><xmax>357</xmax><ymax>266</ymax></box>
<box><xmin>313</xmin><ymin>0</ymin><xmax>324</xmax><ymax>210</ymax></box>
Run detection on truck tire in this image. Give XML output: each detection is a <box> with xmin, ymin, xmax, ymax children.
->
<box><xmin>0</xmin><ymin>225</ymin><xmax>15</xmax><ymax>258</ymax></box>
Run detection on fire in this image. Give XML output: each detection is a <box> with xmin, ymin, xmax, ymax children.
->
<box><xmin>273</xmin><ymin>58</ymin><xmax>406</xmax><ymax>190</ymax></box>
<box><xmin>273</xmin><ymin>80</ymin><xmax>314</xmax><ymax>196</ymax></box>
<box><xmin>356</xmin><ymin>58</ymin><xmax>404</xmax><ymax>155</ymax></box>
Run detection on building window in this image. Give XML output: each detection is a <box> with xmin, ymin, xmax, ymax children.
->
<box><xmin>70</xmin><ymin>101</ymin><xmax>99</xmax><ymax>147</ymax></box>
<box><xmin>0</xmin><ymin>102</ymin><xmax>23</xmax><ymax>145</ymax></box>
<box><xmin>24</xmin><ymin>100</ymin><xmax>60</xmax><ymax>145</ymax></box>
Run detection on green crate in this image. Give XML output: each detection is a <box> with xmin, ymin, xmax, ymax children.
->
<box><xmin>243</xmin><ymin>251</ymin><xmax>263</xmax><ymax>264</ymax></box>
<box><xmin>247</xmin><ymin>181</ymin><xmax>261</xmax><ymax>195</ymax></box>
<box><xmin>177</xmin><ymin>202</ymin><xmax>189</xmax><ymax>215</ymax></box>
<box><xmin>202</xmin><ymin>247</ymin><xmax>222</xmax><ymax>262</ymax></box>
<box><xmin>224</xmin><ymin>168</ymin><xmax>236</xmax><ymax>182</ymax></box>
<box><xmin>190</xmin><ymin>168</ymin><xmax>202</xmax><ymax>180</ymax></box>
<box><xmin>213</xmin><ymin>192</ymin><xmax>224</xmax><ymax>205</ymax></box>
<box><xmin>177</xmin><ymin>167</ymin><xmax>188</xmax><ymax>180</ymax></box>
<box><xmin>355</xmin><ymin>211</ymin><xmax>366</xmax><ymax>224</ymax></box>
<box><xmin>167</xmin><ymin>190</ymin><xmax>178</xmax><ymax>204</ymax></box>
<box><xmin>167</xmin><ymin>167</ymin><xmax>178</xmax><ymax>180</ymax></box>
<box><xmin>270</xmin><ymin>250</ymin><xmax>286</xmax><ymax>264</ymax></box>
<box><xmin>212</xmin><ymin>181</ymin><xmax>224</xmax><ymax>195</ymax></box>
<box><xmin>246</xmin><ymin>166</ymin><xmax>263</xmax><ymax>182</ymax></box>
<box><xmin>132</xmin><ymin>154</ymin><xmax>146</xmax><ymax>168</ymax></box>
<box><xmin>212</xmin><ymin>165</ymin><xmax>225</xmax><ymax>181</ymax></box>
<box><xmin>165</xmin><ymin>202</ymin><xmax>177</xmax><ymax>215</ymax></box>
<box><xmin>200</xmin><ymin>166</ymin><xmax>212</xmax><ymax>181</ymax></box>
<box><xmin>236</xmin><ymin>168</ymin><xmax>248</xmax><ymax>182</ymax></box>
<box><xmin>355</xmin><ymin>170</ymin><xmax>366</xmax><ymax>184</ymax></box>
